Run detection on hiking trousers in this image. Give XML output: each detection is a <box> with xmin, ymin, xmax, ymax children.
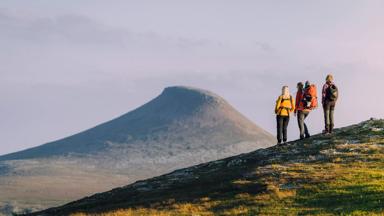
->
<box><xmin>323</xmin><ymin>101</ymin><xmax>336</xmax><ymax>132</ymax></box>
<box><xmin>297</xmin><ymin>111</ymin><xmax>310</xmax><ymax>138</ymax></box>
<box><xmin>276</xmin><ymin>115</ymin><xmax>289</xmax><ymax>143</ymax></box>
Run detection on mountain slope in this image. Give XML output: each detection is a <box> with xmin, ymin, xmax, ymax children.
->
<box><xmin>30</xmin><ymin>119</ymin><xmax>384</xmax><ymax>216</ymax></box>
<box><xmin>0</xmin><ymin>86</ymin><xmax>274</xmax><ymax>214</ymax></box>
<box><xmin>0</xmin><ymin>86</ymin><xmax>273</xmax><ymax>161</ymax></box>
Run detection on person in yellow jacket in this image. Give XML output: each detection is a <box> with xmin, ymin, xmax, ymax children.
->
<box><xmin>275</xmin><ymin>86</ymin><xmax>295</xmax><ymax>145</ymax></box>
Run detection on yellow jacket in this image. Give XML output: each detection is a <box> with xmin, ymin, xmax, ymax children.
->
<box><xmin>275</xmin><ymin>95</ymin><xmax>295</xmax><ymax>116</ymax></box>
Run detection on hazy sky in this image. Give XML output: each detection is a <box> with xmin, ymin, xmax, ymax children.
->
<box><xmin>1</xmin><ymin>0</ymin><xmax>383</xmax><ymax>155</ymax></box>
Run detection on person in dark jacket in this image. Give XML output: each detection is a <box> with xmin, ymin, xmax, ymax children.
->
<box><xmin>322</xmin><ymin>74</ymin><xmax>339</xmax><ymax>134</ymax></box>
<box><xmin>295</xmin><ymin>82</ymin><xmax>311</xmax><ymax>140</ymax></box>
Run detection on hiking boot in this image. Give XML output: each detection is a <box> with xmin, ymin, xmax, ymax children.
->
<box><xmin>322</xmin><ymin>129</ymin><xmax>330</xmax><ymax>135</ymax></box>
<box><xmin>329</xmin><ymin>126</ymin><xmax>334</xmax><ymax>134</ymax></box>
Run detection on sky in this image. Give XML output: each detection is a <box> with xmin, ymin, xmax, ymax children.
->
<box><xmin>1</xmin><ymin>0</ymin><xmax>383</xmax><ymax>155</ymax></box>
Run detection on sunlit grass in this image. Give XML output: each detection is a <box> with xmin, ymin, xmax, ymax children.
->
<box><xmin>72</xmin><ymin>161</ymin><xmax>384</xmax><ymax>216</ymax></box>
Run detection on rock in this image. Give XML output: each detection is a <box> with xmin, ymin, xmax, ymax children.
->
<box><xmin>371</xmin><ymin>128</ymin><xmax>383</xmax><ymax>132</ymax></box>
<box><xmin>227</xmin><ymin>159</ymin><xmax>245</xmax><ymax>167</ymax></box>
<box><xmin>320</xmin><ymin>149</ymin><xmax>341</xmax><ymax>155</ymax></box>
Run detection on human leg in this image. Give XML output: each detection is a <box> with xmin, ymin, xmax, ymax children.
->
<box><xmin>303</xmin><ymin>112</ymin><xmax>310</xmax><ymax>138</ymax></box>
<box><xmin>329</xmin><ymin>104</ymin><xmax>335</xmax><ymax>133</ymax></box>
<box><xmin>283</xmin><ymin>116</ymin><xmax>290</xmax><ymax>143</ymax></box>
<box><xmin>323</xmin><ymin>103</ymin><xmax>331</xmax><ymax>133</ymax></box>
<box><xmin>276</xmin><ymin>115</ymin><xmax>283</xmax><ymax>144</ymax></box>
<box><xmin>298</xmin><ymin>111</ymin><xmax>305</xmax><ymax>139</ymax></box>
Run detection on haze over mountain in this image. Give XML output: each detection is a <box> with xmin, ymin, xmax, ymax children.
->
<box><xmin>0</xmin><ymin>86</ymin><xmax>274</xmax><ymax>215</ymax></box>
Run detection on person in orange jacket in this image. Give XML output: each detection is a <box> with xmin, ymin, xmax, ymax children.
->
<box><xmin>295</xmin><ymin>82</ymin><xmax>311</xmax><ymax>140</ymax></box>
<box><xmin>275</xmin><ymin>86</ymin><xmax>295</xmax><ymax>145</ymax></box>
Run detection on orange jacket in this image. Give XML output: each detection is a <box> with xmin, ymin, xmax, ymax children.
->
<box><xmin>295</xmin><ymin>90</ymin><xmax>305</xmax><ymax>112</ymax></box>
<box><xmin>295</xmin><ymin>90</ymin><xmax>312</xmax><ymax>113</ymax></box>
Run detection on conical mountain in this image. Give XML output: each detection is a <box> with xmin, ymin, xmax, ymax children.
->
<box><xmin>0</xmin><ymin>86</ymin><xmax>274</xmax><ymax>214</ymax></box>
<box><xmin>0</xmin><ymin>86</ymin><xmax>273</xmax><ymax>161</ymax></box>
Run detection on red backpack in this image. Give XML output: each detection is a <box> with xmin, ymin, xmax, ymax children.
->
<box><xmin>304</xmin><ymin>84</ymin><xmax>318</xmax><ymax>109</ymax></box>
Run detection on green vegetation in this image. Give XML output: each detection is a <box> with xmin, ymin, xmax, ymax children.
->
<box><xmin>32</xmin><ymin>120</ymin><xmax>384</xmax><ymax>216</ymax></box>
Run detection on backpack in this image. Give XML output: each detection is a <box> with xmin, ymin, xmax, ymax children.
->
<box><xmin>278</xmin><ymin>95</ymin><xmax>294</xmax><ymax>116</ymax></box>
<box><xmin>326</xmin><ymin>84</ymin><xmax>338</xmax><ymax>101</ymax></box>
<box><xmin>303</xmin><ymin>84</ymin><xmax>318</xmax><ymax>109</ymax></box>
<box><xmin>280</xmin><ymin>95</ymin><xmax>293</xmax><ymax>105</ymax></box>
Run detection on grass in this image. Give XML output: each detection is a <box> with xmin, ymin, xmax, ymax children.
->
<box><xmin>72</xmin><ymin>162</ymin><xmax>384</xmax><ymax>216</ymax></box>
<box><xmin>32</xmin><ymin>120</ymin><xmax>384</xmax><ymax>216</ymax></box>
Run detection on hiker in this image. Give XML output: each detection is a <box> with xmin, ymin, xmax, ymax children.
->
<box><xmin>295</xmin><ymin>82</ymin><xmax>311</xmax><ymax>140</ymax></box>
<box><xmin>322</xmin><ymin>74</ymin><xmax>339</xmax><ymax>134</ymax></box>
<box><xmin>275</xmin><ymin>86</ymin><xmax>295</xmax><ymax>145</ymax></box>
<box><xmin>297</xmin><ymin>80</ymin><xmax>318</xmax><ymax>139</ymax></box>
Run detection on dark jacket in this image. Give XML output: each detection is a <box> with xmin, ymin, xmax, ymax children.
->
<box><xmin>322</xmin><ymin>81</ymin><xmax>337</xmax><ymax>105</ymax></box>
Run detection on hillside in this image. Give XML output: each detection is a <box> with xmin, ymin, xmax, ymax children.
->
<box><xmin>30</xmin><ymin>119</ymin><xmax>384</xmax><ymax>216</ymax></box>
<box><xmin>0</xmin><ymin>86</ymin><xmax>274</xmax><ymax>214</ymax></box>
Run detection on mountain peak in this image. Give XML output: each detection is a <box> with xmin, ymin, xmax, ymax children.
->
<box><xmin>163</xmin><ymin>86</ymin><xmax>222</xmax><ymax>100</ymax></box>
<box><xmin>158</xmin><ymin>86</ymin><xmax>225</xmax><ymax>109</ymax></box>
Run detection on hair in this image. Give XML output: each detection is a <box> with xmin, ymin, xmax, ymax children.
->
<box><xmin>305</xmin><ymin>81</ymin><xmax>310</xmax><ymax>88</ymax></box>
<box><xmin>282</xmin><ymin>86</ymin><xmax>290</xmax><ymax>97</ymax></box>
<box><xmin>326</xmin><ymin>74</ymin><xmax>334</xmax><ymax>82</ymax></box>
<box><xmin>297</xmin><ymin>82</ymin><xmax>304</xmax><ymax>88</ymax></box>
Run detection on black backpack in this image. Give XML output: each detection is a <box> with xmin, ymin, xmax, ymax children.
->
<box><xmin>279</xmin><ymin>95</ymin><xmax>293</xmax><ymax>116</ymax></box>
<box><xmin>326</xmin><ymin>84</ymin><xmax>338</xmax><ymax>101</ymax></box>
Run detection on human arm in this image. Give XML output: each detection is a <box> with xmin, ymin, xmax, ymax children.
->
<box><xmin>294</xmin><ymin>92</ymin><xmax>300</xmax><ymax>113</ymax></box>
<box><xmin>275</xmin><ymin>96</ymin><xmax>281</xmax><ymax>114</ymax></box>
<box><xmin>290</xmin><ymin>96</ymin><xmax>295</xmax><ymax>113</ymax></box>
<box><xmin>322</xmin><ymin>84</ymin><xmax>327</xmax><ymax>105</ymax></box>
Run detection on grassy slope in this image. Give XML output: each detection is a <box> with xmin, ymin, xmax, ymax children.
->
<box><xmin>32</xmin><ymin>120</ymin><xmax>384</xmax><ymax>216</ymax></box>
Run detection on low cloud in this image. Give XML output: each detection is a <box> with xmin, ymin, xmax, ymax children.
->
<box><xmin>0</xmin><ymin>10</ymin><xmax>276</xmax><ymax>86</ymax></box>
